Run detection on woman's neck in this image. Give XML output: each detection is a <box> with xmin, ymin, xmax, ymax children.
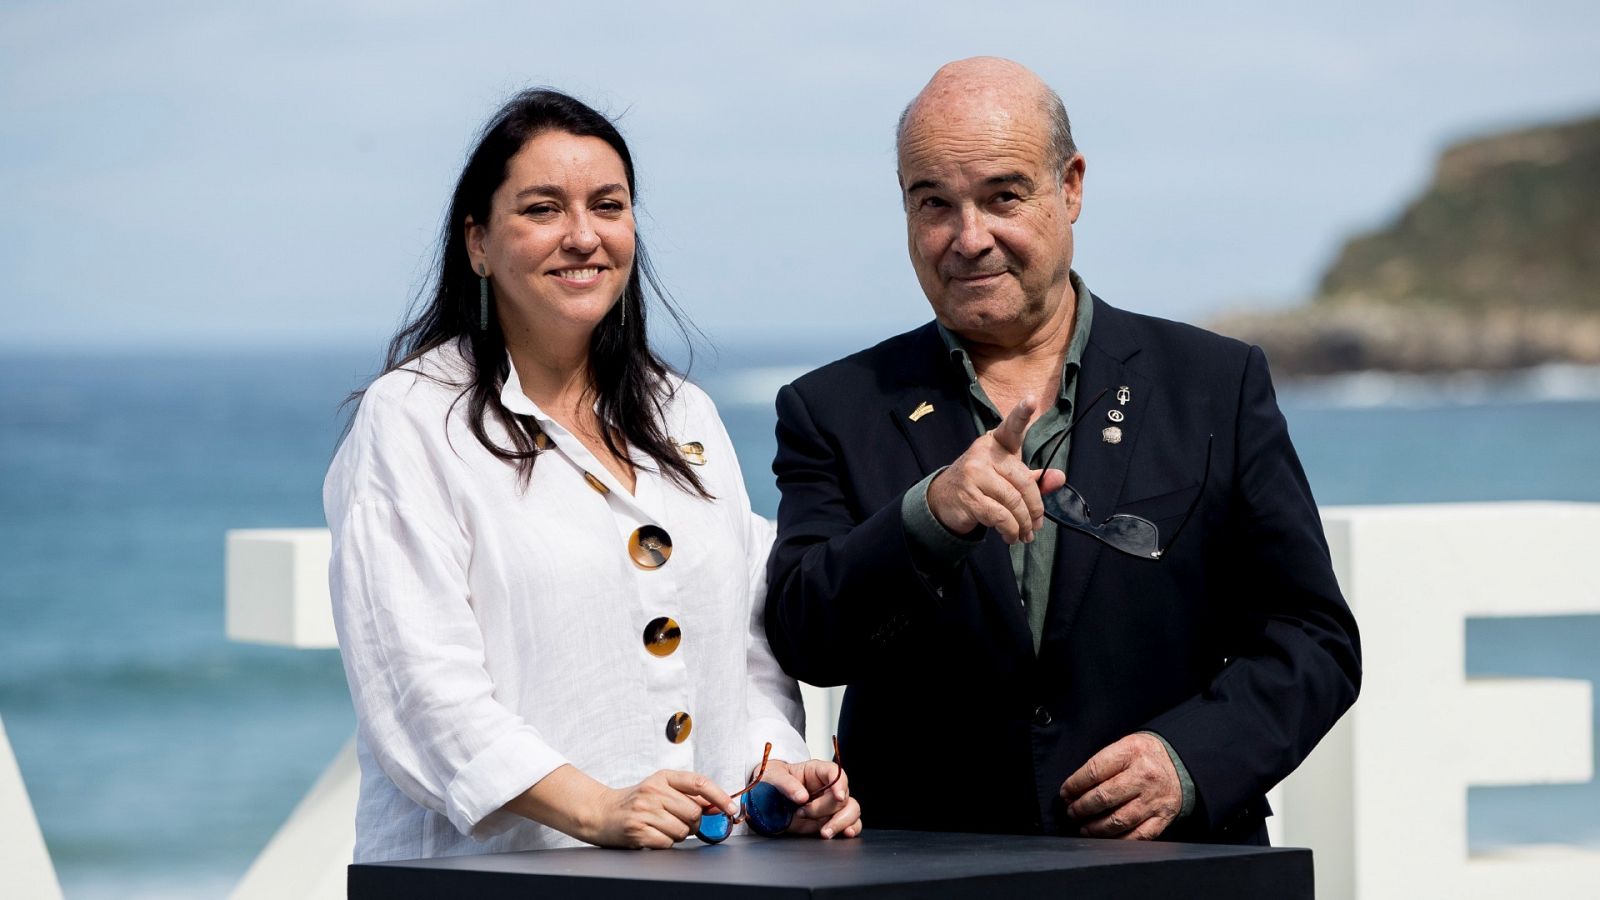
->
<box><xmin>503</xmin><ymin>323</ymin><xmax>635</xmax><ymax>494</ymax></box>
<box><xmin>506</xmin><ymin>327</ymin><xmax>593</xmax><ymax>417</ymax></box>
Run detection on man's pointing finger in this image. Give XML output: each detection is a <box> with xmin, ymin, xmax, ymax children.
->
<box><xmin>993</xmin><ymin>397</ymin><xmax>1036</xmax><ymax>455</ymax></box>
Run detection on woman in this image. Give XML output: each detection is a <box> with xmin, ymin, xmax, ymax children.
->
<box><xmin>325</xmin><ymin>89</ymin><xmax>860</xmax><ymax>861</ymax></box>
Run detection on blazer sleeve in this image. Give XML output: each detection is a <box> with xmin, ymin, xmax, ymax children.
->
<box><xmin>1143</xmin><ymin>345</ymin><xmax>1362</xmax><ymax>830</ymax></box>
<box><xmin>764</xmin><ymin>381</ymin><xmax>947</xmax><ymax>688</ymax></box>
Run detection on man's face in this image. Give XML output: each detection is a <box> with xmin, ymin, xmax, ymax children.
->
<box><xmin>899</xmin><ymin>101</ymin><xmax>1083</xmax><ymax>345</ymax></box>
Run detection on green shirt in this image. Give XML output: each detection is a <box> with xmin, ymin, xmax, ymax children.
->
<box><xmin>901</xmin><ymin>271</ymin><xmax>1094</xmax><ymax>653</ymax></box>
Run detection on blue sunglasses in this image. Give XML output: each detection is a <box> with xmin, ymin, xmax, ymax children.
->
<box><xmin>695</xmin><ymin>736</ymin><xmax>842</xmax><ymax>843</ymax></box>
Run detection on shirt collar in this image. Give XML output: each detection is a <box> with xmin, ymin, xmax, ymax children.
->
<box><xmin>498</xmin><ymin>352</ymin><xmax>550</xmax><ymax>421</ymax></box>
<box><xmin>936</xmin><ymin>270</ymin><xmax>1096</xmax><ymax>410</ymax></box>
<box><xmin>498</xmin><ymin>351</ymin><xmax>617</xmax><ymax>428</ymax></box>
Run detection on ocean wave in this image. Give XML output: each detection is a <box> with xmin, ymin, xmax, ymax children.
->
<box><xmin>1279</xmin><ymin>364</ymin><xmax>1600</xmax><ymax>410</ymax></box>
<box><xmin>698</xmin><ymin>364</ymin><xmax>819</xmax><ymax>409</ymax></box>
<box><xmin>0</xmin><ymin>646</ymin><xmax>345</xmax><ymax>711</ymax></box>
<box><xmin>701</xmin><ymin>362</ymin><xmax>1600</xmax><ymax>412</ymax></box>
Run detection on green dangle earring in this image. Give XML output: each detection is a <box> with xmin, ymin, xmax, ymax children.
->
<box><xmin>478</xmin><ymin>263</ymin><xmax>490</xmax><ymax>331</ymax></box>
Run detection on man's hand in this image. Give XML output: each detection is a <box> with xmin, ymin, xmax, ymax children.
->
<box><xmin>926</xmin><ymin>397</ymin><xmax>1067</xmax><ymax>544</ymax></box>
<box><xmin>1060</xmin><ymin>733</ymin><xmax>1182</xmax><ymax>840</ymax></box>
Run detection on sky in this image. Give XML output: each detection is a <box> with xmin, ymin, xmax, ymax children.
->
<box><xmin>1</xmin><ymin>1</ymin><xmax>1597</xmax><ymax>352</ymax></box>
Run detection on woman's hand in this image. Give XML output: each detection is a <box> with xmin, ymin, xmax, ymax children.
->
<box><xmin>506</xmin><ymin>765</ymin><xmax>736</xmax><ymax>849</ymax></box>
<box><xmin>584</xmin><ymin>770</ymin><xmax>739</xmax><ymax>848</ymax></box>
<box><xmin>759</xmin><ymin>758</ymin><xmax>863</xmax><ymax>839</ymax></box>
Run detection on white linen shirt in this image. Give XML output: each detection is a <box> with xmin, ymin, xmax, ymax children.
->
<box><xmin>324</xmin><ymin>342</ymin><xmax>807</xmax><ymax>863</ymax></box>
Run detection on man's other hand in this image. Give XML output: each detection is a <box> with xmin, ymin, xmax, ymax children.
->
<box><xmin>926</xmin><ymin>398</ymin><xmax>1067</xmax><ymax>544</ymax></box>
<box><xmin>1060</xmin><ymin>733</ymin><xmax>1182</xmax><ymax>840</ymax></box>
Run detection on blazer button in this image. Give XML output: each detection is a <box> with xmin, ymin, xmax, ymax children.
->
<box><xmin>1032</xmin><ymin>706</ymin><xmax>1052</xmax><ymax>727</ymax></box>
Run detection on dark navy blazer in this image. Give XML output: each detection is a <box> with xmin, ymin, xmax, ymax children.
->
<box><xmin>764</xmin><ymin>295</ymin><xmax>1361</xmax><ymax>843</ymax></box>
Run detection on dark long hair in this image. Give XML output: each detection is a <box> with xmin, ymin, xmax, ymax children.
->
<box><xmin>369</xmin><ymin>88</ymin><xmax>707</xmax><ymax>496</ymax></box>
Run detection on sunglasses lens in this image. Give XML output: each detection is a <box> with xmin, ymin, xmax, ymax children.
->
<box><xmin>1101</xmin><ymin>515</ymin><xmax>1160</xmax><ymax>557</ymax></box>
<box><xmin>695</xmin><ymin>810</ymin><xmax>732</xmax><ymax>844</ymax></box>
<box><xmin>741</xmin><ymin>781</ymin><xmax>798</xmax><ymax>837</ymax></box>
<box><xmin>1042</xmin><ymin>484</ymin><xmax>1091</xmax><ymax>526</ymax></box>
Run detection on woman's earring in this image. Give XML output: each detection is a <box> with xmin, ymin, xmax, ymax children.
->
<box><xmin>478</xmin><ymin>263</ymin><xmax>490</xmax><ymax>331</ymax></box>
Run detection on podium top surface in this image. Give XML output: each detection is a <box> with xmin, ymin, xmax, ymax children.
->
<box><xmin>349</xmin><ymin>829</ymin><xmax>1311</xmax><ymax>899</ymax></box>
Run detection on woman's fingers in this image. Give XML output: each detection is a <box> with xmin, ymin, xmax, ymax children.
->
<box><xmin>819</xmin><ymin>796</ymin><xmax>862</xmax><ymax>839</ymax></box>
<box><xmin>590</xmin><ymin>769</ymin><xmax>737</xmax><ymax>848</ymax></box>
<box><xmin>785</xmin><ymin>760</ymin><xmax>861</xmax><ymax>840</ymax></box>
<box><xmin>794</xmin><ymin>760</ymin><xmax>846</xmax><ymax>811</ymax></box>
<box><xmin>661</xmin><ymin>769</ymin><xmax>737</xmax><ymax>817</ymax></box>
<box><xmin>757</xmin><ymin>761</ymin><xmax>811</xmax><ymax>806</ymax></box>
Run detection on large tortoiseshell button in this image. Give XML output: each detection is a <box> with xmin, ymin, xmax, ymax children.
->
<box><xmin>665</xmin><ymin>711</ymin><xmax>692</xmax><ymax>744</ymax></box>
<box><xmin>584</xmin><ymin>472</ymin><xmax>610</xmax><ymax>495</ymax></box>
<box><xmin>628</xmin><ymin>525</ymin><xmax>672</xmax><ymax>569</ymax></box>
<box><xmin>643</xmin><ymin>617</ymin><xmax>681</xmax><ymax>657</ymax></box>
<box><xmin>533</xmin><ymin>430</ymin><xmax>551</xmax><ymax>451</ymax></box>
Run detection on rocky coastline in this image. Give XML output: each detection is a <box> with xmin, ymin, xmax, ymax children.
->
<box><xmin>1212</xmin><ymin>113</ymin><xmax>1600</xmax><ymax>378</ymax></box>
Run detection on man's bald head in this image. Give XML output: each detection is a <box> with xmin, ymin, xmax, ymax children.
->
<box><xmin>896</xmin><ymin>57</ymin><xmax>1076</xmax><ymax>186</ymax></box>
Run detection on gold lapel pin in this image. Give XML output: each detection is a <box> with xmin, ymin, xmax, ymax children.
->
<box><xmin>678</xmin><ymin>441</ymin><xmax>706</xmax><ymax>466</ymax></box>
<box><xmin>909</xmin><ymin>401</ymin><xmax>936</xmax><ymax>422</ymax></box>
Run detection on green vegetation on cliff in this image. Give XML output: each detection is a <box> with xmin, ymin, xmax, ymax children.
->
<box><xmin>1319</xmin><ymin>114</ymin><xmax>1600</xmax><ymax>313</ymax></box>
<box><xmin>1213</xmin><ymin>113</ymin><xmax>1600</xmax><ymax>375</ymax></box>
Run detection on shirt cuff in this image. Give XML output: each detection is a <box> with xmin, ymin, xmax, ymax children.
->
<box><xmin>1140</xmin><ymin>730</ymin><xmax>1196</xmax><ymax>818</ymax></box>
<box><xmin>900</xmin><ymin>468</ymin><xmax>985</xmax><ymax>574</ymax></box>
<box><xmin>747</xmin><ymin>716</ymin><xmax>811</xmax><ymax>780</ymax></box>
<box><xmin>446</xmin><ymin>725</ymin><xmax>568</xmax><ymax>839</ymax></box>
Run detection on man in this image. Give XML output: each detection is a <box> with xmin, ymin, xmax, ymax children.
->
<box><xmin>764</xmin><ymin>57</ymin><xmax>1360</xmax><ymax>844</ymax></box>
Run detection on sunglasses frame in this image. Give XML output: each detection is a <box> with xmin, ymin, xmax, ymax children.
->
<box><xmin>696</xmin><ymin>736</ymin><xmax>843</xmax><ymax>843</ymax></box>
<box><xmin>1038</xmin><ymin>388</ymin><xmax>1213</xmax><ymax>561</ymax></box>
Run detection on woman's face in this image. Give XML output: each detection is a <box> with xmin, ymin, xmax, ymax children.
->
<box><xmin>467</xmin><ymin>130</ymin><xmax>636</xmax><ymax>344</ymax></box>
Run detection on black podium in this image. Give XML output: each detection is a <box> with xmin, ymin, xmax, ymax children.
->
<box><xmin>349</xmin><ymin>830</ymin><xmax>1312</xmax><ymax>898</ymax></box>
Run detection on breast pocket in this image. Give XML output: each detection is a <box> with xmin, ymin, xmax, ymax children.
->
<box><xmin>1116</xmin><ymin>483</ymin><xmax>1202</xmax><ymax>537</ymax></box>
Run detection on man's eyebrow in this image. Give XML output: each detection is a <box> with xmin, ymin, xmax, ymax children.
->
<box><xmin>904</xmin><ymin>173</ymin><xmax>1035</xmax><ymax>194</ymax></box>
<box><xmin>985</xmin><ymin>173</ymin><xmax>1035</xmax><ymax>191</ymax></box>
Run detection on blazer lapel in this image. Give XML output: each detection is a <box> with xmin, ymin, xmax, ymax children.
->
<box><xmin>1045</xmin><ymin>297</ymin><xmax>1151</xmax><ymax>645</ymax></box>
<box><xmin>887</xmin><ymin>326</ymin><xmax>1029</xmax><ymax>648</ymax></box>
<box><xmin>890</xmin><ymin>383</ymin><xmax>973</xmax><ymax>480</ymax></box>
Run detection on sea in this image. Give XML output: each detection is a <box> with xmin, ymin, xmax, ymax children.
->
<box><xmin>2</xmin><ymin>342</ymin><xmax>1599</xmax><ymax>898</ymax></box>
